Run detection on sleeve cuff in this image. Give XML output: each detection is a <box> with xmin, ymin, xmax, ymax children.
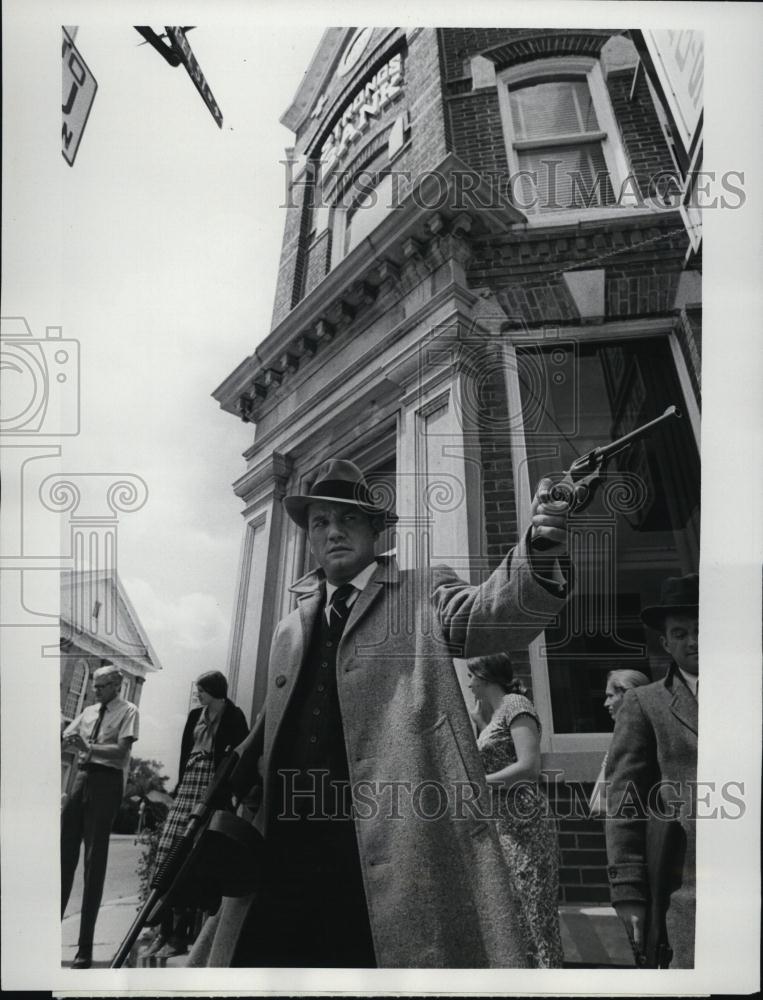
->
<box><xmin>607</xmin><ymin>862</ymin><xmax>648</xmax><ymax>904</ymax></box>
<box><xmin>516</xmin><ymin>527</ymin><xmax>570</xmax><ymax>598</ymax></box>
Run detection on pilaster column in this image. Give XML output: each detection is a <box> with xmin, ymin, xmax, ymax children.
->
<box><xmin>226</xmin><ymin>452</ymin><xmax>292</xmax><ymax>721</ymax></box>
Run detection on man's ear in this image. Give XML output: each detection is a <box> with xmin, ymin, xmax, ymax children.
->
<box><xmin>659</xmin><ymin>633</ymin><xmax>669</xmax><ymax>655</ymax></box>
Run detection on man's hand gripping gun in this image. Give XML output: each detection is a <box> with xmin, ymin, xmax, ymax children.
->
<box><xmin>533</xmin><ymin>406</ymin><xmax>681</xmax><ymax>550</ymax></box>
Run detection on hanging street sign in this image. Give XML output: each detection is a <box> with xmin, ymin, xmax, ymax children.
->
<box><xmin>62</xmin><ymin>28</ymin><xmax>98</xmax><ymax>165</ymax></box>
<box><xmin>165</xmin><ymin>26</ymin><xmax>223</xmax><ymax>128</ymax></box>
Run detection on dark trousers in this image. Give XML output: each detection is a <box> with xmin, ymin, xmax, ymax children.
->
<box><xmin>61</xmin><ymin>766</ymin><xmax>123</xmax><ymax>951</ymax></box>
<box><xmin>232</xmin><ymin>820</ymin><xmax>376</xmax><ymax>968</ymax></box>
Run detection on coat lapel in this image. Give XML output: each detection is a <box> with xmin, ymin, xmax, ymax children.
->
<box><xmin>666</xmin><ymin>668</ymin><xmax>698</xmax><ymax>735</ymax></box>
<box><xmin>296</xmin><ymin>586</ymin><xmax>324</xmax><ymax>666</ymax></box>
<box><xmin>341</xmin><ymin>558</ymin><xmax>399</xmax><ymax>646</ymax></box>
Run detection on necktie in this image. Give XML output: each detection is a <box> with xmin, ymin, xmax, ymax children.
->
<box><xmin>329</xmin><ymin>584</ymin><xmax>355</xmax><ymax>633</ymax></box>
<box><xmin>90</xmin><ymin>703</ymin><xmax>107</xmax><ymax>743</ymax></box>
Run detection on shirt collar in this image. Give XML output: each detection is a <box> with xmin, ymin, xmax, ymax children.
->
<box><xmin>325</xmin><ymin>560</ymin><xmax>378</xmax><ymax>605</ymax></box>
<box><xmin>678</xmin><ymin>668</ymin><xmax>698</xmax><ymax>697</ymax></box>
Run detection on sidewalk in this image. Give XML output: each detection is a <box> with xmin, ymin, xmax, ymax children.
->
<box><xmin>63</xmin><ymin>897</ymin><xmax>636</xmax><ymax>969</ymax></box>
<box><xmin>62</xmin><ymin>895</ymin><xmax>188</xmax><ymax>970</ymax></box>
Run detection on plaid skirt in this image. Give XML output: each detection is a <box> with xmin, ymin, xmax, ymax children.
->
<box><xmin>152</xmin><ymin>752</ymin><xmax>215</xmax><ymax>880</ymax></box>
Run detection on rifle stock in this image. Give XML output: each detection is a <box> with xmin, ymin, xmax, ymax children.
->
<box><xmin>111</xmin><ymin>747</ymin><xmax>263</xmax><ymax>968</ymax></box>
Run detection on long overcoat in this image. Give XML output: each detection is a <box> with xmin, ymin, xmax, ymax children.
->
<box><xmin>605</xmin><ymin>666</ymin><xmax>697</xmax><ymax>968</ymax></box>
<box><xmin>190</xmin><ymin>541</ymin><xmax>568</xmax><ymax>968</ymax></box>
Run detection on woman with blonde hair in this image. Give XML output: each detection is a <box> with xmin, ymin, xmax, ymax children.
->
<box><xmin>589</xmin><ymin>668</ymin><xmax>651</xmax><ymax>818</ymax></box>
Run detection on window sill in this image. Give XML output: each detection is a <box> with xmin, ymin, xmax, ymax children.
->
<box><xmin>515</xmin><ymin>204</ymin><xmax>681</xmax><ymax>228</ymax></box>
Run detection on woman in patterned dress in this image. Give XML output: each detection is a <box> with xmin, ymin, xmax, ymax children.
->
<box><xmin>466</xmin><ymin>652</ymin><xmax>564</xmax><ymax>968</ymax></box>
<box><xmin>145</xmin><ymin>671</ymin><xmax>248</xmax><ymax>959</ymax></box>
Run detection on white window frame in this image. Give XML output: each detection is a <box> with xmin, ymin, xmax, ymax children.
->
<box><xmin>502</xmin><ymin>319</ymin><xmax>700</xmax><ymax>756</ymax></box>
<box><xmin>496</xmin><ymin>57</ymin><xmax>632</xmax><ymax>220</ymax></box>
<box><xmin>62</xmin><ymin>657</ymin><xmax>89</xmax><ymax>723</ymax></box>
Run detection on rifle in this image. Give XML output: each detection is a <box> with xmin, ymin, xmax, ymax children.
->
<box><xmin>533</xmin><ymin>405</ymin><xmax>681</xmax><ymax>549</ymax></box>
<box><xmin>643</xmin><ymin>817</ymin><xmax>683</xmax><ymax>968</ymax></box>
<box><xmin>111</xmin><ymin>748</ymin><xmax>263</xmax><ymax>968</ymax></box>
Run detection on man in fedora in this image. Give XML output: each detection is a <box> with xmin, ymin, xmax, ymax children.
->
<box><xmin>605</xmin><ymin>573</ymin><xmax>699</xmax><ymax>968</ymax></box>
<box><xmin>192</xmin><ymin>458</ymin><xmax>571</xmax><ymax>969</ymax></box>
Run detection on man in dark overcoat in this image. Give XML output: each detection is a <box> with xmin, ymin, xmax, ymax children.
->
<box><xmin>190</xmin><ymin>458</ymin><xmax>572</xmax><ymax>968</ymax></box>
<box><xmin>605</xmin><ymin>573</ymin><xmax>699</xmax><ymax>968</ymax></box>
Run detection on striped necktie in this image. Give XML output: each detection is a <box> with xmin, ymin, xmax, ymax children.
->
<box><xmin>329</xmin><ymin>584</ymin><xmax>355</xmax><ymax>632</ymax></box>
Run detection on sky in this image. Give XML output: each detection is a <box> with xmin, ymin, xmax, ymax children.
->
<box><xmin>5</xmin><ymin>11</ymin><xmax>326</xmax><ymax>782</ymax></box>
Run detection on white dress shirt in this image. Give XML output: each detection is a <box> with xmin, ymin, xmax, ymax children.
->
<box><xmin>678</xmin><ymin>668</ymin><xmax>698</xmax><ymax>698</ymax></box>
<box><xmin>324</xmin><ymin>560</ymin><xmax>379</xmax><ymax>622</ymax></box>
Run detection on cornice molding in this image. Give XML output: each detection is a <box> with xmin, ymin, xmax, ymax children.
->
<box><xmin>213</xmin><ymin>153</ymin><xmax>525</xmax><ymax>423</ymax></box>
<box><xmin>232</xmin><ymin>451</ymin><xmax>292</xmax><ymax>505</ymax></box>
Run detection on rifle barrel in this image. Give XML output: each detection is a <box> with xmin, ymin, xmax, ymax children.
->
<box><xmin>110</xmin><ymin>888</ymin><xmax>165</xmax><ymax>968</ymax></box>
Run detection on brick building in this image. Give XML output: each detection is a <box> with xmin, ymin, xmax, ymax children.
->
<box><xmin>60</xmin><ymin>570</ymin><xmax>161</xmax><ymax>795</ymax></box>
<box><xmin>214</xmin><ymin>28</ymin><xmax>701</xmax><ymax>907</ymax></box>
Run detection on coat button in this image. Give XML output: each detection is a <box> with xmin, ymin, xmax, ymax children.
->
<box><xmin>275</xmin><ymin>675</ymin><xmax>287</xmax><ymax>688</ymax></box>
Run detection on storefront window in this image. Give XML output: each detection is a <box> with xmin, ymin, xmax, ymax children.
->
<box><xmin>516</xmin><ymin>337</ymin><xmax>700</xmax><ymax>733</ymax></box>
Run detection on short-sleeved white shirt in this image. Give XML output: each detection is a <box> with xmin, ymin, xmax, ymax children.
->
<box><xmin>63</xmin><ymin>696</ymin><xmax>139</xmax><ymax>778</ymax></box>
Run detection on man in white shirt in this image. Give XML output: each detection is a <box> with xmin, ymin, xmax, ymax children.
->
<box><xmin>61</xmin><ymin>664</ymin><xmax>139</xmax><ymax>968</ymax></box>
<box><xmin>605</xmin><ymin>573</ymin><xmax>699</xmax><ymax>968</ymax></box>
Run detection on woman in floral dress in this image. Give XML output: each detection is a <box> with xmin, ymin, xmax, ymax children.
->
<box><xmin>466</xmin><ymin>652</ymin><xmax>564</xmax><ymax>968</ymax></box>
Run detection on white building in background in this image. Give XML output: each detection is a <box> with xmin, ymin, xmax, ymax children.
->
<box><xmin>60</xmin><ymin>570</ymin><xmax>161</xmax><ymax>794</ymax></box>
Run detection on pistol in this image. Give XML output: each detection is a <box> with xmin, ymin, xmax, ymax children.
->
<box><xmin>534</xmin><ymin>405</ymin><xmax>681</xmax><ymax>549</ymax></box>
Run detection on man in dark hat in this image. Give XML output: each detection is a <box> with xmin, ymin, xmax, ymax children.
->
<box><xmin>193</xmin><ymin>458</ymin><xmax>572</xmax><ymax>969</ymax></box>
<box><xmin>605</xmin><ymin>573</ymin><xmax>699</xmax><ymax>968</ymax></box>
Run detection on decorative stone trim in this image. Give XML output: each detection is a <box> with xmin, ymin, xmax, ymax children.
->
<box><xmin>214</xmin><ymin>154</ymin><xmax>525</xmax><ymax>424</ymax></box>
<box><xmin>480</xmin><ymin>30</ymin><xmax>617</xmax><ymax>73</ymax></box>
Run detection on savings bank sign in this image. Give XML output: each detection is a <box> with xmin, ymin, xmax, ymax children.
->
<box><xmin>321</xmin><ymin>53</ymin><xmax>404</xmax><ymax>174</ymax></box>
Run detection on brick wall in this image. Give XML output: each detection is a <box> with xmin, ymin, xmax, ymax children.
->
<box><xmin>467</xmin><ymin>217</ymin><xmax>689</xmax><ymax>325</ymax></box>
<box><xmin>406</xmin><ymin>29</ymin><xmax>449</xmax><ymax>186</ymax></box>
<box><xmin>607</xmin><ymin>68</ymin><xmax>678</xmax><ymax>202</ymax></box>
<box><xmin>549</xmin><ymin>782</ymin><xmax>610</xmax><ymax>903</ymax></box>
<box><xmin>271</xmin><ymin>172</ymin><xmax>310</xmax><ymax>327</ymax></box>
<box><xmin>446</xmin><ymin>89</ymin><xmax>511</xmax><ymax>188</ymax></box>
<box><xmin>440</xmin><ymin>27</ymin><xmax>615</xmax><ymax>81</ymax></box>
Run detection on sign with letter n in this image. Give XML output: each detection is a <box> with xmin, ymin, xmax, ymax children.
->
<box><xmin>62</xmin><ymin>28</ymin><xmax>98</xmax><ymax>165</ymax></box>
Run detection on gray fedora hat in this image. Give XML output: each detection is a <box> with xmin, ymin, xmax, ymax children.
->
<box><xmin>283</xmin><ymin>459</ymin><xmax>398</xmax><ymax>531</ymax></box>
<box><xmin>640</xmin><ymin>573</ymin><xmax>699</xmax><ymax>630</ymax></box>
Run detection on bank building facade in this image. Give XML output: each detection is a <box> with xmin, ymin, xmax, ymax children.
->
<box><xmin>214</xmin><ymin>27</ymin><xmax>701</xmax><ymax>906</ymax></box>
